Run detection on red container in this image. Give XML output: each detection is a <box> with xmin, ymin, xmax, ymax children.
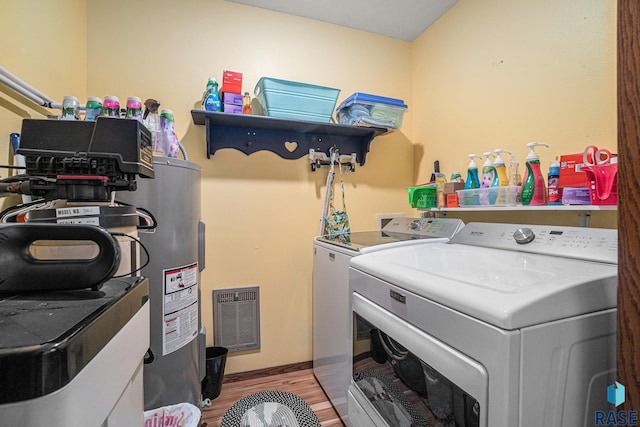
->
<box><xmin>559</xmin><ymin>153</ymin><xmax>590</xmax><ymax>188</ymax></box>
<box><xmin>581</xmin><ymin>162</ymin><xmax>617</xmax><ymax>205</ymax></box>
<box><xmin>222</xmin><ymin>70</ymin><xmax>243</xmax><ymax>94</ymax></box>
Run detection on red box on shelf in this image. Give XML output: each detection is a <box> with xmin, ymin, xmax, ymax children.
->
<box><xmin>559</xmin><ymin>153</ymin><xmax>590</xmax><ymax>188</ymax></box>
<box><xmin>222</xmin><ymin>70</ymin><xmax>243</xmax><ymax>94</ymax></box>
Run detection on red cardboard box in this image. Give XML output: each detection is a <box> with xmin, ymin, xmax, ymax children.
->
<box><xmin>559</xmin><ymin>153</ymin><xmax>590</xmax><ymax>188</ymax></box>
<box><xmin>222</xmin><ymin>70</ymin><xmax>243</xmax><ymax>94</ymax></box>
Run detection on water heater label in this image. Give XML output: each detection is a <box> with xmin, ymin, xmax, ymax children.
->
<box><xmin>162</xmin><ymin>262</ymin><xmax>199</xmax><ymax>356</ymax></box>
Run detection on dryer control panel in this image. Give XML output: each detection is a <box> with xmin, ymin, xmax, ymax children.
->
<box><xmin>382</xmin><ymin>218</ymin><xmax>464</xmax><ymax>239</ymax></box>
<box><xmin>449</xmin><ymin>222</ymin><xmax>618</xmax><ymax>264</ymax></box>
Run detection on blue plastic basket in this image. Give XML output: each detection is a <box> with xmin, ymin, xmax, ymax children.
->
<box><xmin>336</xmin><ymin>92</ymin><xmax>408</xmax><ymax>130</ymax></box>
<box><xmin>254</xmin><ymin>77</ymin><xmax>340</xmax><ymax>123</ymax></box>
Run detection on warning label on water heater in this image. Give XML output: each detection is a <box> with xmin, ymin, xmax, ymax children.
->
<box><xmin>163</xmin><ymin>262</ymin><xmax>199</xmax><ymax>356</ymax></box>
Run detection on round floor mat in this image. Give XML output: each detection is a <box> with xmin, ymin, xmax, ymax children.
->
<box><xmin>220</xmin><ymin>390</ymin><xmax>321</xmax><ymax>427</ymax></box>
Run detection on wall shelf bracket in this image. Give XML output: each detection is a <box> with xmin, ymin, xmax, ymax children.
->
<box><xmin>309</xmin><ymin>148</ymin><xmax>357</xmax><ymax>172</ymax></box>
<box><xmin>191</xmin><ymin>110</ymin><xmax>383</xmax><ymax>167</ymax></box>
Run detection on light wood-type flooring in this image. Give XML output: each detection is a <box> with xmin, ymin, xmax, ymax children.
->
<box><xmin>199</xmin><ymin>365</ymin><xmax>345</xmax><ymax>427</ymax></box>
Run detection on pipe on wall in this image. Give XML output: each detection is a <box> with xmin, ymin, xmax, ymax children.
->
<box><xmin>0</xmin><ymin>66</ymin><xmax>62</xmax><ymax>109</ymax></box>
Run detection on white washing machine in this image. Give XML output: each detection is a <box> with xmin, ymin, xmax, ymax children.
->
<box><xmin>347</xmin><ymin>222</ymin><xmax>618</xmax><ymax>427</ymax></box>
<box><xmin>312</xmin><ymin>217</ymin><xmax>465</xmax><ymax>424</ymax></box>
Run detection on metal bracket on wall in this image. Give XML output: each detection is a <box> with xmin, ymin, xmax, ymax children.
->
<box><xmin>309</xmin><ymin>148</ymin><xmax>357</xmax><ymax>172</ymax></box>
<box><xmin>191</xmin><ymin>110</ymin><xmax>384</xmax><ymax>167</ymax></box>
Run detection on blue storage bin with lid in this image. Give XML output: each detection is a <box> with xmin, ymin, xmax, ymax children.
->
<box><xmin>336</xmin><ymin>93</ymin><xmax>408</xmax><ymax>130</ymax></box>
<box><xmin>254</xmin><ymin>77</ymin><xmax>340</xmax><ymax>123</ymax></box>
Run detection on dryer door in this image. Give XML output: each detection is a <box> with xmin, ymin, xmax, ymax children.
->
<box><xmin>350</xmin><ymin>293</ymin><xmax>488</xmax><ymax>427</ymax></box>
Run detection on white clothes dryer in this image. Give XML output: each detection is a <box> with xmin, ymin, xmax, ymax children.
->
<box><xmin>312</xmin><ymin>217</ymin><xmax>465</xmax><ymax>424</ymax></box>
<box><xmin>348</xmin><ymin>222</ymin><xmax>618</xmax><ymax>427</ymax></box>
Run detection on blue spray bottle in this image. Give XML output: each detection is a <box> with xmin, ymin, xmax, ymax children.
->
<box><xmin>464</xmin><ymin>154</ymin><xmax>482</xmax><ymax>190</ymax></box>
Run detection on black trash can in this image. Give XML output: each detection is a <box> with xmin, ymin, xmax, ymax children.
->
<box><xmin>202</xmin><ymin>347</ymin><xmax>228</xmax><ymax>401</ymax></box>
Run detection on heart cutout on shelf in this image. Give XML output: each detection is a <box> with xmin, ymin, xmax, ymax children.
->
<box><xmin>284</xmin><ymin>141</ymin><xmax>298</xmax><ymax>153</ymax></box>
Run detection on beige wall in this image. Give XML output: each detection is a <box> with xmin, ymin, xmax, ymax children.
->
<box><xmin>411</xmin><ymin>0</ymin><xmax>617</xmax><ymax>227</ymax></box>
<box><xmin>1</xmin><ymin>0</ymin><xmax>617</xmax><ymax>374</ymax></box>
<box><xmin>412</xmin><ymin>0</ymin><xmax>617</xmax><ymax>184</ymax></box>
<box><xmin>1</xmin><ymin>0</ymin><xmax>87</xmax><ymax>209</ymax></box>
<box><xmin>86</xmin><ymin>0</ymin><xmax>415</xmax><ymax>374</ymax></box>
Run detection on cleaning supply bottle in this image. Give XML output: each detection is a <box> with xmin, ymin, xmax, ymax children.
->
<box><xmin>480</xmin><ymin>152</ymin><xmax>497</xmax><ymax>188</ymax></box>
<box><xmin>84</xmin><ymin>97</ymin><xmax>102</xmax><ymax>121</ymax></box>
<box><xmin>242</xmin><ymin>92</ymin><xmax>252</xmax><ymax>115</ymax></box>
<box><xmin>202</xmin><ymin>77</ymin><xmax>222</xmax><ymax>112</ymax></box>
<box><xmin>464</xmin><ymin>154</ymin><xmax>482</xmax><ymax>190</ymax></box>
<box><xmin>520</xmin><ymin>142</ymin><xmax>549</xmax><ymax>206</ymax></box>
<box><xmin>479</xmin><ymin>152</ymin><xmax>497</xmax><ymax>205</ymax></box>
<box><xmin>505</xmin><ymin>150</ymin><xmax>521</xmax><ymax>187</ymax></box>
<box><xmin>493</xmin><ymin>149</ymin><xmax>510</xmax><ymax>187</ymax></box>
<box><xmin>547</xmin><ymin>157</ymin><xmax>562</xmax><ymax>205</ymax></box>
<box><xmin>125</xmin><ymin>96</ymin><xmax>143</xmax><ymax>122</ymax></box>
<box><xmin>435</xmin><ymin>172</ymin><xmax>447</xmax><ymax>208</ymax></box>
<box><xmin>159</xmin><ymin>109</ymin><xmax>180</xmax><ymax>158</ymax></box>
<box><xmin>102</xmin><ymin>95</ymin><xmax>120</xmax><ymax>117</ymax></box>
<box><xmin>143</xmin><ymin>99</ymin><xmax>162</xmax><ymax>155</ymax></box>
<box><xmin>61</xmin><ymin>96</ymin><xmax>80</xmax><ymax>120</ymax></box>
<box><xmin>504</xmin><ymin>150</ymin><xmax>522</xmax><ymax>203</ymax></box>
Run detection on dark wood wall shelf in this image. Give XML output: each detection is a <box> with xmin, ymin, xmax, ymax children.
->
<box><xmin>191</xmin><ymin>110</ymin><xmax>385</xmax><ymax>169</ymax></box>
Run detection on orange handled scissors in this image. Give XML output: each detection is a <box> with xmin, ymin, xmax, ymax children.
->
<box><xmin>583</xmin><ymin>145</ymin><xmax>612</xmax><ymax>166</ymax></box>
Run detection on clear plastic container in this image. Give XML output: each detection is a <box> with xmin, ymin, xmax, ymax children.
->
<box><xmin>456</xmin><ymin>186</ymin><xmax>520</xmax><ymax>207</ymax></box>
<box><xmin>336</xmin><ymin>93</ymin><xmax>407</xmax><ymax>130</ymax></box>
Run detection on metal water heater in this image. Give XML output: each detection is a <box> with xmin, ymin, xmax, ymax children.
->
<box><xmin>118</xmin><ymin>156</ymin><xmax>206</xmax><ymax>410</ymax></box>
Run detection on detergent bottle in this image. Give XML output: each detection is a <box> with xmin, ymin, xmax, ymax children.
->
<box><xmin>493</xmin><ymin>149</ymin><xmax>510</xmax><ymax>187</ymax></box>
<box><xmin>547</xmin><ymin>157</ymin><xmax>562</xmax><ymax>205</ymax></box>
<box><xmin>464</xmin><ymin>154</ymin><xmax>482</xmax><ymax>190</ymax></box>
<box><xmin>202</xmin><ymin>77</ymin><xmax>222</xmax><ymax>112</ymax></box>
<box><xmin>520</xmin><ymin>142</ymin><xmax>549</xmax><ymax>206</ymax></box>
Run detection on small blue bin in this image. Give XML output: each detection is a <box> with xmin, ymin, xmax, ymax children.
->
<box><xmin>254</xmin><ymin>77</ymin><xmax>340</xmax><ymax>123</ymax></box>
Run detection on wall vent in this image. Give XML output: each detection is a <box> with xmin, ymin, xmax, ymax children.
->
<box><xmin>213</xmin><ymin>286</ymin><xmax>260</xmax><ymax>353</ymax></box>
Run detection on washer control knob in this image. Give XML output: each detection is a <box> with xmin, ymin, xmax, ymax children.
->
<box><xmin>410</xmin><ymin>219</ymin><xmax>422</xmax><ymax>230</ymax></box>
<box><xmin>514</xmin><ymin>227</ymin><xmax>535</xmax><ymax>244</ymax></box>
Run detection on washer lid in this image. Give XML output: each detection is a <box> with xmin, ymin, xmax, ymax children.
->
<box><xmin>316</xmin><ymin>217</ymin><xmax>464</xmax><ymax>252</ymax></box>
<box><xmin>350</xmin><ymin>242</ymin><xmax>617</xmax><ymax>330</ymax></box>
<box><xmin>315</xmin><ymin>231</ymin><xmax>450</xmax><ymax>253</ymax></box>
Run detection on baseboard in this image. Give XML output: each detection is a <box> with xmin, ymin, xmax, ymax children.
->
<box><xmin>223</xmin><ymin>360</ymin><xmax>313</xmax><ymax>384</ymax></box>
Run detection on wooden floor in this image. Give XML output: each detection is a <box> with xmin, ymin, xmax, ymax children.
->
<box><xmin>199</xmin><ymin>367</ymin><xmax>345</xmax><ymax>427</ymax></box>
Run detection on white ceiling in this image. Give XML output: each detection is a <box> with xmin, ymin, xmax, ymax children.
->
<box><xmin>226</xmin><ymin>0</ymin><xmax>458</xmax><ymax>42</ymax></box>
